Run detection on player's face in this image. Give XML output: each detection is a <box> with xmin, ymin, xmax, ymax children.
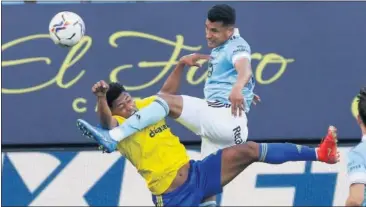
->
<box><xmin>111</xmin><ymin>92</ymin><xmax>137</xmax><ymax>118</ymax></box>
<box><xmin>205</xmin><ymin>19</ymin><xmax>233</xmax><ymax>48</ymax></box>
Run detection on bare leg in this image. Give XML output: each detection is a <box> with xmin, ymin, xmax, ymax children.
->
<box><xmin>221</xmin><ymin>141</ymin><xmax>259</xmax><ymax>186</ymax></box>
<box><xmin>220</xmin><ymin>129</ymin><xmax>338</xmax><ymax>186</ymax></box>
<box><xmin>157</xmin><ymin>93</ymin><xmax>184</xmax><ymax>119</ymax></box>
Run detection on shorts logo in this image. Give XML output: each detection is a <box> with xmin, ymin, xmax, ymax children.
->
<box><xmin>233</xmin><ymin>126</ymin><xmax>243</xmax><ymax>144</ymax></box>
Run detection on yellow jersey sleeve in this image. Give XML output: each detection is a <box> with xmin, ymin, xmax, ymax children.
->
<box><xmin>113</xmin><ymin>115</ymin><xmax>124</xmax><ymax>125</ymax></box>
<box><xmin>113</xmin><ymin>96</ymin><xmax>189</xmax><ymax>195</ymax></box>
<box><xmin>135</xmin><ymin>95</ymin><xmax>157</xmax><ymax>108</ymax></box>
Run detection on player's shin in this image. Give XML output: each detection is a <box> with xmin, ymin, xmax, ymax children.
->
<box><xmin>258</xmin><ymin>143</ymin><xmax>317</xmax><ymax>164</ymax></box>
<box><xmin>109</xmin><ymin>97</ymin><xmax>170</xmax><ymax>141</ymax></box>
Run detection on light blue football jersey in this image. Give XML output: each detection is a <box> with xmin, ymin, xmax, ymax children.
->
<box><xmin>347</xmin><ymin>136</ymin><xmax>366</xmax><ymax>206</ymax></box>
<box><xmin>204</xmin><ymin>28</ymin><xmax>255</xmax><ymax>113</ymax></box>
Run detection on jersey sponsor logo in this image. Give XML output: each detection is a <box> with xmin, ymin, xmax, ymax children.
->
<box><xmin>233</xmin><ymin>126</ymin><xmax>243</xmax><ymax>144</ymax></box>
<box><xmin>149</xmin><ymin>124</ymin><xmax>168</xmax><ymax>138</ymax></box>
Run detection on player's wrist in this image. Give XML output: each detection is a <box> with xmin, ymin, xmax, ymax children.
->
<box><xmin>177</xmin><ymin>60</ymin><xmax>187</xmax><ymax>67</ymax></box>
<box><xmin>233</xmin><ymin>84</ymin><xmax>243</xmax><ymax>91</ymax></box>
<box><xmin>96</xmin><ymin>94</ymin><xmax>107</xmax><ymax>98</ymax></box>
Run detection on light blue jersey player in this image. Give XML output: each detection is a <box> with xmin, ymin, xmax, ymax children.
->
<box><xmin>205</xmin><ymin>28</ymin><xmax>255</xmax><ymax>113</ymax></box>
<box><xmin>175</xmin><ymin>6</ymin><xmax>256</xmax><ymax>205</ymax></box>
<box><xmin>174</xmin><ymin>10</ymin><xmax>255</xmax><ymax>160</ymax></box>
<box><xmin>346</xmin><ymin>87</ymin><xmax>366</xmax><ymax>206</ymax></box>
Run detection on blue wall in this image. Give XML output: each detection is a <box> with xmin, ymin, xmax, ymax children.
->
<box><xmin>2</xmin><ymin>2</ymin><xmax>366</xmax><ymax>145</ymax></box>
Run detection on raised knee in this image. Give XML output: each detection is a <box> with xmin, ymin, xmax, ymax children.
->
<box><xmin>156</xmin><ymin>93</ymin><xmax>171</xmax><ymax>103</ymax></box>
<box><xmin>157</xmin><ymin>94</ymin><xmax>183</xmax><ymax>119</ymax></box>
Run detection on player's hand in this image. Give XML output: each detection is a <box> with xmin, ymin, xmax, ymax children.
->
<box><xmin>179</xmin><ymin>53</ymin><xmax>210</xmax><ymax>67</ymax></box>
<box><xmin>92</xmin><ymin>80</ymin><xmax>109</xmax><ymax>97</ymax></box>
<box><xmin>229</xmin><ymin>86</ymin><xmax>245</xmax><ymax>117</ymax></box>
<box><xmin>252</xmin><ymin>94</ymin><xmax>261</xmax><ymax>106</ymax></box>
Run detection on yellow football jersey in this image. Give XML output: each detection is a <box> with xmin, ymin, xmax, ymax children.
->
<box><xmin>114</xmin><ymin>96</ymin><xmax>190</xmax><ymax>195</ymax></box>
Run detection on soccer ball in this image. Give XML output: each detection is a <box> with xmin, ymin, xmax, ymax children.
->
<box><xmin>49</xmin><ymin>11</ymin><xmax>85</xmax><ymax>47</ymax></box>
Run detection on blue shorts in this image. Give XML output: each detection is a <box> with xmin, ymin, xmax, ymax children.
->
<box><xmin>152</xmin><ymin>150</ymin><xmax>223</xmax><ymax>206</ymax></box>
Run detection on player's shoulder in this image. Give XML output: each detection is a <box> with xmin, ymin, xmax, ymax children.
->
<box><xmin>348</xmin><ymin>142</ymin><xmax>366</xmax><ymax>162</ymax></box>
<box><xmin>225</xmin><ymin>36</ymin><xmax>251</xmax><ymax>54</ymax></box>
<box><xmin>353</xmin><ymin>142</ymin><xmax>366</xmax><ymax>153</ymax></box>
<box><xmin>113</xmin><ymin>115</ymin><xmax>125</xmax><ymax>125</ymax></box>
<box><xmin>227</xmin><ymin>36</ymin><xmax>250</xmax><ymax>47</ymax></box>
<box><xmin>135</xmin><ymin>95</ymin><xmax>157</xmax><ymax>108</ymax></box>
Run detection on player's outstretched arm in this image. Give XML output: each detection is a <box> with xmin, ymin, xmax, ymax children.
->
<box><xmin>159</xmin><ymin>62</ymin><xmax>185</xmax><ymax>95</ymax></box>
<box><xmin>93</xmin><ymin>80</ymin><xmax>118</xmax><ymax>129</ymax></box>
<box><xmin>227</xmin><ymin>43</ymin><xmax>253</xmax><ymax>117</ymax></box>
<box><xmin>159</xmin><ymin>53</ymin><xmax>209</xmax><ymax>95</ymax></box>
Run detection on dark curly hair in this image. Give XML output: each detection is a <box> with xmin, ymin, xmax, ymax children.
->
<box><xmin>106</xmin><ymin>82</ymin><xmax>126</xmax><ymax>108</ymax></box>
<box><xmin>207</xmin><ymin>4</ymin><xmax>236</xmax><ymax>26</ymax></box>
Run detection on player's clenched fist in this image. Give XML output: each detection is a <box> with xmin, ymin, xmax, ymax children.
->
<box><xmin>92</xmin><ymin>80</ymin><xmax>109</xmax><ymax>97</ymax></box>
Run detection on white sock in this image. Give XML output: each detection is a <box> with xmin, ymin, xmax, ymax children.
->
<box><xmin>109</xmin><ymin>128</ymin><xmax>125</xmax><ymax>142</ymax></box>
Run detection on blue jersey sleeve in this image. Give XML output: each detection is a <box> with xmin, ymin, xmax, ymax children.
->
<box><xmin>225</xmin><ymin>39</ymin><xmax>251</xmax><ymax>65</ymax></box>
<box><xmin>348</xmin><ymin>150</ymin><xmax>366</xmax><ymax>184</ymax></box>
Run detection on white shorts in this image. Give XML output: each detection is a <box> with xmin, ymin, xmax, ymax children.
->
<box><xmin>176</xmin><ymin>95</ymin><xmax>249</xmax><ymax>158</ymax></box>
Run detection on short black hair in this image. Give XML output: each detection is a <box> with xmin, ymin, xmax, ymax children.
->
<box><xmin>358</xmin><ymin>87</ymin><xmax>366</xmax><ymax>125</ymax></box>
<box><xmin>106</xmin><ymin>82</ymin><xmax>126</xmax><ymax>108</ymax></box>
<box><xmin>207</xmin><ymin>4</ymin><xmax>236</xmax><ymax>26</ymax></box>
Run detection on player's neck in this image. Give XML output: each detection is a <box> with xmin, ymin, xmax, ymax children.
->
<box><xmin>216</xmin><ymin>28</ymin><xmax>240</xmax><ymax>49</ymax></box>
<box><xmin>222</xmin><ymin>28</ymin><xmax>240</xmax><ymax>48</ymax></box>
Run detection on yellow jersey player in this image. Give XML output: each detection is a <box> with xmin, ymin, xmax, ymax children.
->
<box><xmin>77</xmin><ymin>80</ymin><xmax>340</xmax><ymax>206</ymax></box>
<box><xmin>110</xmin><ymin>95</ymin><xmax>190</xmax><ymax>196</ymax></box>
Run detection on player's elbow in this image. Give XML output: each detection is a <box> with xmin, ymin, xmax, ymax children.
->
<box><xmin>99</xmin><ymin>123</ymin><xmax>112</xmax><ymax>130</ymax></box>
<box><xmin>244</xmin><ymin>69</ymin><xmax>252</xmax><ymax>77</ymax></box>
<box><xmin>346</xmin><ymin>196</ymin><xmax>364</xmax><ymax>206</ymax></box>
